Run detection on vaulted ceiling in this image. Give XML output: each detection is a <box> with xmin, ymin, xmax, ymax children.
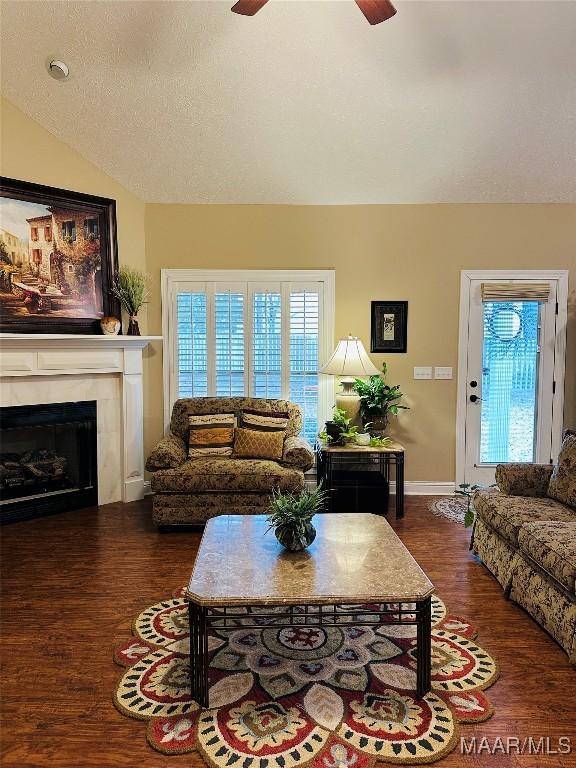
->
<box><xmin>1</xmin><ymin>1</ymin><xmax>575</xmax><ymax>203</ymax></box>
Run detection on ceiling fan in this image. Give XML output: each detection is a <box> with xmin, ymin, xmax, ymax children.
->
<box><xmin>231</xmin><ymin>0</ymin><xmax>397</xmax><ymax>25</ymax></box>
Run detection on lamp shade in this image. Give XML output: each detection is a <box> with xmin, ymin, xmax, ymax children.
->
<box><xmin>319</xmin><ymin>335</ymin><xmax>380</xmax><ymax>378</ymax></box>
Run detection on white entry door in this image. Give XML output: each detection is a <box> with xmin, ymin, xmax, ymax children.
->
<box><xmin>458</xmin><ymin>272</ymin><xmax>567</xmax><ymax>487</ymax></box>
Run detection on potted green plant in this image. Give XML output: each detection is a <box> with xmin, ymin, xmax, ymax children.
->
<box><xmin>267</xmin><ymin>485</ymin><xmax>328</xmax><ymax>552</ymax></box>
<box><xmin>110</xmin><ymin>266</ymin><xmax>150</xmax><ymax>336</ymax></box>
<box><xmin>321</xmin><ymin>407</ymin><xmax>359</xmax><ymax>445</ymax></box>
<box><xmin>456</xmin><ymin>482</ymin><xmax>496</xmax><ymax>527</ymax></box>
<box><xmin>353</xmin><ymin>363</ymin><xmax>408</xmax><ymax>435</ymax></box>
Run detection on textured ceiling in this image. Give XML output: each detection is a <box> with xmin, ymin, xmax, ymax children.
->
<box><xmin>1</xmin><ymin>0</ymin><xmax>575</xmax><ymax>204</ymax></box>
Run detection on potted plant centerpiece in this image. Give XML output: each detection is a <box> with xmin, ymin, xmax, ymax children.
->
<box><xmin>267</xmin><ymin>484</ymin><xmax>328</xmax><ymax>552</ymax></box>
<box><xmin>353</xmin><ymin>363</ymin><xmax>408</xmax><ymax>436</ymax></box>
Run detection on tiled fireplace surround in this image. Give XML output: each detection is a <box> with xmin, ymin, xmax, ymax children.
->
<box><xmin>0</xmin><ymin>335</ymin><xmax>161</xmax><ymax>505</ymax></box>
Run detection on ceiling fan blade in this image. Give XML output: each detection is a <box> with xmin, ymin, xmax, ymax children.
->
<box><xmin>231</xmin><ymin>0</ymin><xmax>270</xmax><ymax>16</ymax></box>
<box><xmin>355</xmin><ymin>0</ymin><xmax>397</xmax><ymax>24</ymax></box>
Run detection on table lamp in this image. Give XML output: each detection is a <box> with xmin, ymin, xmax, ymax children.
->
<box><xmin>319</xmin><ymin>335</ymin><xmax>380</xmax><ymax>425</ymax></box>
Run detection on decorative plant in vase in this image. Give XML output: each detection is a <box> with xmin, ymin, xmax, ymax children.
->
<box><xmin>353</xmin><ymin>363</ymin><xmax>408</xmax><ymax>435</ymax></box>
<box><xmin>267</xmin><ymin>484</ymin><xmax>328</xmax><ymax>552</ymax></box>
<box><xmin>110</xmin><ymin>266</ymin><xmax>149</xmax><ymax>336</ymax></box>
<box><xmin>319</xmin><ymin>407</ymin><xmax>359</xmax><ymax>445</ymax></box>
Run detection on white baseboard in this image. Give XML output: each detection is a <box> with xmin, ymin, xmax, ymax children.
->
<box><xmin>144</xmin><ymin>478</ymin><xmax>453</xmax><ymax>497</ymax></box>
<box><xmin>123</xmin><ymin>478</ymin><xmax>146</xmax><ymax>503</ymax></box>
<box><xmin>395</xmin><ymin>481</ymin><xmax>455</xmax><ymax>496</ymax></box>
<box><xmin>306</xmin><ymin>475</ymin><xmax>454</xmax><ymax>495</ymax></box>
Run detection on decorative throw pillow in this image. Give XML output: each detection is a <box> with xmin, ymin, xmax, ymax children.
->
<box><xmin>188</xmin><ymin>413</ymin><xmax>235</xmax><ymax>458</ymax></box>
<box><xmin>548</xmin><ymin>434</ymin><xmax>576</xmax><ymax>509</ymax></box>
<box><xmin>240</xmin><ymin>408</ymin><xmax>289</xmax><ymax>433</ymax></box>
<box><xmin>233</xmin><ymin>427</ymin><xmax>284</xmax><ymax>461</ymax></box>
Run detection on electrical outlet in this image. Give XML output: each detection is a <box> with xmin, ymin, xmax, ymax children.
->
<box><xmin>434</xmin><ymin>367</ymin><xmax>453</xmax><ymax>380</ymax></box>
<box><xmin>413</xmin><ymin>366</ymin><xmax>433</xmax><ymax>380</ymax></box>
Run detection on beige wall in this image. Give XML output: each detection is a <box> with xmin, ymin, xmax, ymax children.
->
<box><xmin>1</xmin><ymin>97</ymin><xmax>156</xmax><ymax>455</ymax></box>
<box><xmin>1</xmin><ymin>98</ymin><xmax>146</xmax><ymax>273</ymax></box>
<box><xmin>3</xmin><ymin>98</ymin><xmax>574</xmax><ymax>482</ymax></box>
<box><xmin>145</xmin><ymin>204</ymin><xmax>575</xmax><ymax>480</ymax></box>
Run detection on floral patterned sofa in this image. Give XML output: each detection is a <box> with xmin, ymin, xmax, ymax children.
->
<box><xmin>472</xmin><ymin>432</ymin><xmax>576</xmax><ymax>664</ymax></box>
<box><xmin>146</xmin><ymin>397</ymin><xmax>314</xmax><ymax>527</ymax></box>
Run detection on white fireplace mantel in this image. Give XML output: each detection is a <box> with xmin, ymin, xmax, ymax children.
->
<box><xmin>0</xmin><ymin>334</ymin><xmax>162</xmax><ymax>505</ymax></box>
<box><xmin>0</xmin><ymin>333</ymin><xmax>161</xmax><ymax>350</ymax></box>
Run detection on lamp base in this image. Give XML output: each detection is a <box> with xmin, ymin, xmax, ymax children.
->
<box><xmin>335</xmin><ymin>378</ymin><xmax>362</xmax><ymax>427</ymax></box>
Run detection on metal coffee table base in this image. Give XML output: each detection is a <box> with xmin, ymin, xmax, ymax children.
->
<box><xmin>188</xmin><ymin>595</ymin><xmax>432</xmax><ymax>708</ymax></box>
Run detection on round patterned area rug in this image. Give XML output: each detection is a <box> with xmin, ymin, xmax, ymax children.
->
<box><xmin>113</xmin><ymin>588</ymin><xmax>498</xmax><ymax>765</ymax></box>
<box><xmin>428</xmin><ymin>497</ymin><xmax>468</xmax><ymax>524</ymax></box>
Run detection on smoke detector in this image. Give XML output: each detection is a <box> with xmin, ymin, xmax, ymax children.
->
<box><xmin>48</xmin><ymin>60</ymin><xmax>69</xmax><ymax>80</ymax></box>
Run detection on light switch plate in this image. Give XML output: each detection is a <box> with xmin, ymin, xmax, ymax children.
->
<box><xmin>413</xmin><ymin>366</ymin><xmax>433</xmax><ymax>380</ymax></box>
<box><xmin>435</xmin><ymin>367</ymin><xmax>453</xmax><ymax>380</ymax></box>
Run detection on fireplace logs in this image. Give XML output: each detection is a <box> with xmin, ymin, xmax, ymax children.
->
<box><xmin>0</xmin><ymin>450</ymin><xmax>70</xmax><ymax>493</ymax></box>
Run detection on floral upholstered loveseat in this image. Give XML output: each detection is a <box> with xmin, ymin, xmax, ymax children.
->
<box><xmin>472</xmin><ymin>432</ymin><xmax>576</xmax><ymax>664</ymax></box>
<box><xmin>146</xmin><ymin>397</ymin><xmax>314</xmax><ymax>527</ymax></box>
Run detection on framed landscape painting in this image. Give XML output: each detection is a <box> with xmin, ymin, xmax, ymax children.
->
<box><xmin>371</xmin><ymin>300</ymin><xmax>408</xmax><ymax>353</ymax></box>
<box><xmin>0</xmin><ymin>177</ymin><xmax>120</xmax><ymax>334</ymax></box>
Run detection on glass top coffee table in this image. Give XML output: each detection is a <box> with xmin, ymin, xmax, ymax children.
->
<box><xmin>185</xmin><ymin>513</ymin><xmax>434</xmax><ymax>707</ymax></box>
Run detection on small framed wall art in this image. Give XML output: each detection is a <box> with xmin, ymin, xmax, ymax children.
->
<box><xmin>371</xmin><ymin>300</ymin><xmax>408</xmax><ymax>353</ymax></box>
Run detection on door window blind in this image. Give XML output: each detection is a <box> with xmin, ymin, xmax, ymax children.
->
<box><xmin>481</xmin><ymin>283</ymin><xmax>551</xmax><ymax>302</ymax></box>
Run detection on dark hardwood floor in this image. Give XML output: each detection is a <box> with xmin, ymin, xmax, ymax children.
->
<box><xmin>1</xmin><ymin>497</ymin><xmax>575</xmax><ymax>767</ymax></box>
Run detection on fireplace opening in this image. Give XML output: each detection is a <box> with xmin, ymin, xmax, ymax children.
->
<box><xmin>0</xmin><ymin>401</ymin><xmax>97</xmax><ymax>524</ymax></box>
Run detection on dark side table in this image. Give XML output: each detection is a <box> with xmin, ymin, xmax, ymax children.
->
<box><xmin>316</xmin><ymin>441</ymin><xmax>405</xmax><ymax>519</ymax></box>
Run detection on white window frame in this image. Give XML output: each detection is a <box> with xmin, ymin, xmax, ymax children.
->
<box><xmin>456</xmin><ymin>269</ymin><xmax>568</xmax><ymax>487</ymax></box>
<box><xmin>161</xmin><ymin>269</ymin><xmax>335</xmax><ymax>435</ymax></box>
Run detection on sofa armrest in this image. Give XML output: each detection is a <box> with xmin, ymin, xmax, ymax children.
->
<box><xmin>146</xmin><ymin>434</ymin><xmax>187</xmax><ymax>471</ymax></box>
<box><xmin>496</xmin><ymin>463</ymin><xmax>554</xmax><ymax>497</ymax></box>
<box><xmin>281</xmin><ymin>436</ymin><xmax>315</xmax><ymax>472</ymax></box>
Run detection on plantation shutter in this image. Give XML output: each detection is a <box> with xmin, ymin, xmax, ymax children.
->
<box><xmin>251</xmin><ymin>284</ymin><xmax>282</xmax><ymax>399</ymax></box>
<box><xmin>173</xmin><ymin>276</ymin><xmax>326</xmax><ymax>445</ymax></box>
<box><xmin>177</xmin><ymin>287</ymin><xmax>207</xmax><ymax>397</ymax></box>
<box><xmin>214</xmin><ymin>285</ymin><xmax>246</xmax><ymax>396</ymax></box>
<box><xmin>287</xmin><ymin>284</ymin><xmax>321</xmax><ymax>444</ymax></box>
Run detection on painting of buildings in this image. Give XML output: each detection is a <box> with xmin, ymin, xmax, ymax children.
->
<box><xmin>0</xmin><ymin>228</ymin><xmax>28</xmax><ymax>266</ymax></box>
<box><xmin>0</xmin><ymin>179</ymin><xmax>121</xmax><ymax>334</ymax></box>
<box><xmin>0</xmin><ymin>202</ymin><xmax>103</xmax><ymax>317</ymax></box>
<box><xmin>22</xmin><ymin>208</ymin><xmax>103</xmax><ymax>314</ymax></box>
